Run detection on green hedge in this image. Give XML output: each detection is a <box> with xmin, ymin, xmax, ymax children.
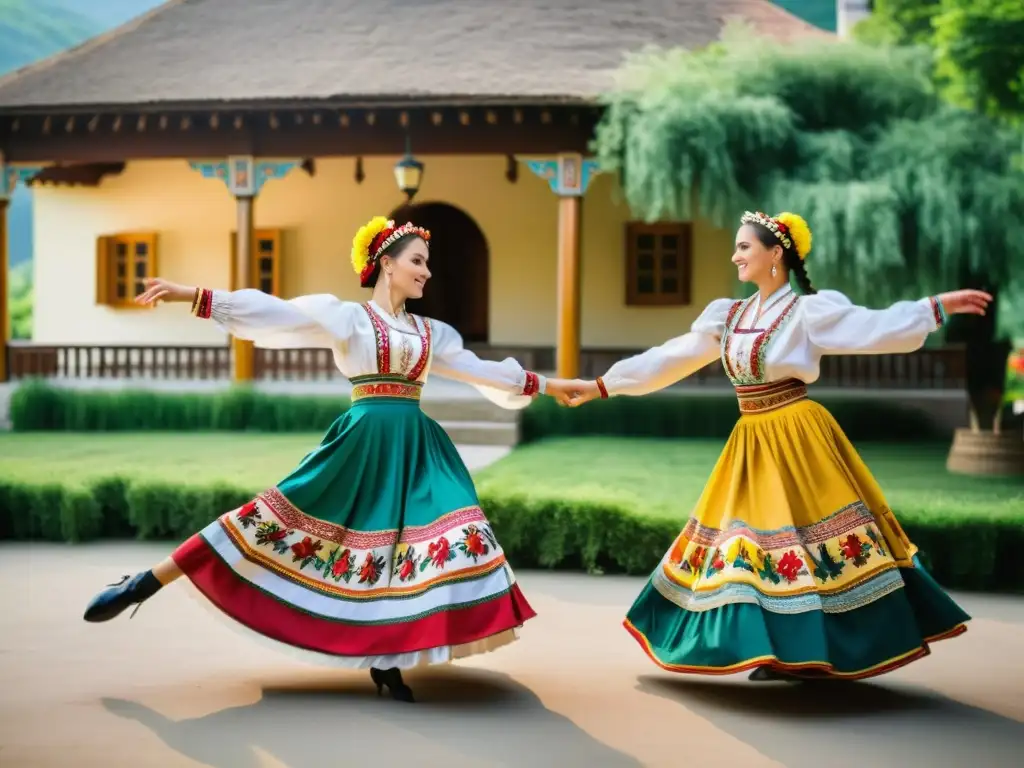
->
<box><xmin>10</xmin><ymin>380</ymin><xmax>349</xmax><ymax>432</ymax></box>
<box><xmin>1</xmin><ymin>476</ymin><xmax>1019</xmax><ymax>594</ymax></box>
<box><xmin>520</xmin><ymin>394</ymin><xmax>950</xmax><ymax>443</ymax></box>
<box><xmin>11</xmin><ymin>381</ymin><xmax>950</xmax><ymax>441</ymax></box>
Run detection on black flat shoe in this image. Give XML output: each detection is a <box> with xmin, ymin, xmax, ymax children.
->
<box><xmin>83</xmin><ymin>570</ymin><xmax>162</xmax><ymax>623</ymax></box>
<box><xmin>370</xmin><ymin>667</ymin><xmax>415</xmax><ymax>703</ymax></box>
<box><xmin>748</xmin><ymin>666</ymin><xmax>799</xmax><ymax>682</ymax></box>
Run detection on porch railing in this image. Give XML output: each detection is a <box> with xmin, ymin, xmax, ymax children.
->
<box><xmin>5</xmin><ymin>341</ymin><xmax>967</xmax><ymax>390</ymax></box>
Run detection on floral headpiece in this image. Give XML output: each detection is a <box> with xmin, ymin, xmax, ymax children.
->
<box><xmin>740</xmin><ymin>211</ymin><xmax>812</xmax><ymax>260</ymax></box>
<box><xmin>351</xmin><ymin>216</ymin><xmax>431</xmax><ymax>287</ymax></box>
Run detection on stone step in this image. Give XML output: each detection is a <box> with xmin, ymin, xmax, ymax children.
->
<box><xmin>436</xmin><ymin>420</ymin><xmax>519</xmax><ymax>447</ymax></box>
<box><xmin>419</xmin><ymin>398</ymin><xmax>519</xmax><ymax>424</ymax></box>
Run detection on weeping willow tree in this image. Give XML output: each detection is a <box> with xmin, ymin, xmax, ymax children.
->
<box><xmin>593</xmin><ymin>28</ymin><xmax>1024</xmax><ymax>433</ymax></box>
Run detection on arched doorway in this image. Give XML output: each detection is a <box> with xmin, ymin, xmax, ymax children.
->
<box><xmin>388</xmin><ymin>201</ymin><xmax>489</xmax><ymax>342</ymax></box>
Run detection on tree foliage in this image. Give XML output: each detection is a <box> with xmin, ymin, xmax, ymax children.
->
<box><xmin>857</xmin><ymin>0</ymin><xmax>1024</xmax><ymax>120</ymax></box>
<box><xmin>854</xmin><ymin>0</ymin><xmax>942</xmax><ymax>47</ymax></box>
<box><xmin>931</xmin><ymin>0</ymin><xmax>1024</xmax><ymax>119</ymax></box>
<box><xmin>593</xmin><ymin>28</ymin><xmax>1024</xmax><ymax>323</ymax></box>
<box><xmin>8</xmin><ymin>262</ymin><xmax>33</xmax><ymax>340</ymax></box>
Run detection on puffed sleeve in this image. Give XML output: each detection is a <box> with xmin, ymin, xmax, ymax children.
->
<box><xmin>803</xmin><ymin>290</ymin><xmax>944</xmax><ymax>355</ymax></box>
<box><xmin>600</xmin><ymin>298</ymin><xmax>735</xmax><ymax>396</ymax></box>
<box><xmin>429</xmin><ymin>320</ymin><xmax>545</xmax><ymax>410</ymax></box>
<box><xmin>201</xmin><ymin>288</ymin><xmax>360</xmax><ymax>349</ymax></box>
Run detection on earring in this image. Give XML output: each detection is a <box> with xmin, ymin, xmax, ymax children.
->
<box><xmin>771</xmin><ymin>264</ymin><xmax>777</xmax><ymax>278</ymax></box>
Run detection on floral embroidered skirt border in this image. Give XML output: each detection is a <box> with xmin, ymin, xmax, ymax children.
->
<box><xmin>171</xmin><ymin>396</ymin><xmax>536</xmax><ymax>670</ymax></box>
<box><xmin>624</xmin><ymin>398</ymin><xmax>970</xmax><ymax>679</ymax></box>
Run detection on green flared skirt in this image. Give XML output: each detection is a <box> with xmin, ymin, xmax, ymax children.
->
<box><xmin>172</xmin><ymin>378</ymin><xmax>536</xmax><ymax>669</ymax></box>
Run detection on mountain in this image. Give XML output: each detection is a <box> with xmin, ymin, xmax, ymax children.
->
<box><xmin>0</xmin><ymin>0</ymin><xmax>101</xmax><ymax>74</ymax></box>
<box><xmin>56</xmin><ymin>0</ymin><xmax>165</xmax><ymax>29</ymax></box>
<box><xmin>1</xmin><ymin>0</ymin><xmax>165</xmax><ymax>267</ymax></box>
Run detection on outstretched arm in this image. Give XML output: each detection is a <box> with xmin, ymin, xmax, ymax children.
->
<box><xmin>565</xmin><ymin>298</ymin><xmax>735</xmax><ymax>405</ymax></box>
<box><xmin>429</xmin><ymin>320</ymin><xmax>549</xmax><ymax>409</ymax></box>
<box><xmin>804</xmin><ymin>289</ymin><xmax>991</xmax><ymax>356</ymax></box>
<box><xmin>135</xmin><ymin>278</ymin><xmax>357</xmax><ymax>349</ymax></box>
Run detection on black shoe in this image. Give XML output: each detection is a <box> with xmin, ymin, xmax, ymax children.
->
<box><xmin>370</xmin><ymin>667</ymin><xmax>415</xmax><ymax>703</ymax></box>
<box><xmin>83</xmin><ymin>570</ymin><xmax>162</xmax><ymax>623</ymax></box>
<box><xmin>748</xmin><ymin>666</ymin><xmax>798</xmax><ymax>682</ymax></box>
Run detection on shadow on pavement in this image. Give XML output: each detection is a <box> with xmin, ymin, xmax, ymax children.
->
<box><xmin>103</xmin><ymin>665</ymin><xmax>640</xmax><ymax>768</ymax></box>
<box><xmin>638</xmin><ymin>674</ymin><xmax>1023</xmax><ymax>768</ymax></box>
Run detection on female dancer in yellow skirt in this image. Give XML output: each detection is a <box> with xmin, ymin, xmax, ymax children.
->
<box><xmin>562</xmin><ymin>211</ymin><xmax>991</xmax><ymax>681</ymax></box>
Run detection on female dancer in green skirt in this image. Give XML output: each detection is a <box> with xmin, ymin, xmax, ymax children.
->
<box><xmin>83</xmin><ymin>216</ymin><xmax>574</xmax><ymax>702</ymax></box>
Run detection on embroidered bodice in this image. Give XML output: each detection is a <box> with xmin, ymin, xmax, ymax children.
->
<box><xmin>205</xmin><ymin>290</ymin><xmax>543</xmax><ymax>408</ymax></box>
<box><xmin>601</xmin><ymin>286</ymin><xmax>945</xmax><ymax>396</ymax></box>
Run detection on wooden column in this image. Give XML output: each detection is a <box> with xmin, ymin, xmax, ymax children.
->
<box><xmin>0</xmin><ymin>198</ymin><xmax>8</xmax><ymax>383</ymax></box>
<box><xmin>525</xmin><ymin>154</ymin><xmax>600</xmax><ymax>379</ymax></box>
<box><xmin>556</xmin><ymin>195</ymin><xmax>582</xmax><ymax>378</ymax></box>
<box><xmin>233</xmin><ymin>194</ymin><xmax>255</xmax><ymax>381</ymax></box>
<box><xmin>188</xmin><ymin>155</ymin><xmax>302</xmax><ymax>383</ymax></box>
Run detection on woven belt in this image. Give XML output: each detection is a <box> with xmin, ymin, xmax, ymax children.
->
<box><xmin>735</xmin><ymin>378</ymin><xmax>808</xmax><ymax>414</ymax></box>
<box><xmin>351</xmin><ymin>377</ymin><xmax>423</xmax><ymax>402</ymax></box>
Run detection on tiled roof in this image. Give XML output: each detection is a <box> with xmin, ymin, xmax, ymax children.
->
<box><xmin>0</xmin><ymin>0</ymin><xmax>830</xmax><ymax>109</ymax></box>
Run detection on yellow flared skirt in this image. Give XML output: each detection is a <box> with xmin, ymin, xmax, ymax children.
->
<box><xmin>625</xmin><ymin>381</ymin><xmax>969</xmax><ymax>678</ymax></box>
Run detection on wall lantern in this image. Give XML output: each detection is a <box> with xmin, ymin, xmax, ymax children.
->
<box><xmin>394</xmin><ymin>136</ymin><xmax>424</xmax><ymax>201</ymax></box>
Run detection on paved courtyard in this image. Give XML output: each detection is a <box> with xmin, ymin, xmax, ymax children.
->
<box><xmin>2</xmin><ymin>543</ymin><xmax>1022</xmax><ymax>767</ymax></box>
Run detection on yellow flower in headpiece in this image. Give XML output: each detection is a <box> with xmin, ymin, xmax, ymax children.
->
<box><xmin>350</xmin><ymin>216</ymin><xmax>391</xmax><ymax>276</ymax></box>
<box><xmin>776</xmin><ymin>212</ymin><xmax>812</xmax><ymax>260</ymax></box>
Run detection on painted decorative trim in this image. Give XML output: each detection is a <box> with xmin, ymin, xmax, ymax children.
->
<box><xmin>0</xmin><ymin>164</ymin><xmax>46</xmax><ymax>199</ymax></box>
<box><xmin>188</xmin><ymin>160</ymin><xmax>229</xmax><ymax>182</ymax></box>
<box><xmin>524</xmin><ymin>153</ymin><xmax>600</xmax><ymax>196</ymax></box>
<box><xmin>227</xmin><ymin>155</ymin><xmax>256</xmax><ymax>196</ymax></box>
<box><xmin>188</xmin><ymin>156</ymin><xmax>302</xmax><ymax>196</ymax></box>
<box><xmin>255</xmin><ymin>160</ymin><xmax>301</xmax><ymax>192</ymax></box>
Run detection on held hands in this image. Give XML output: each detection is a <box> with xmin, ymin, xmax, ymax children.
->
<box><xmin>545</xmin><ymin>378</ymin><xmax>602</xmax><ymax>407</ymax></box>
<box><xmin>134</xmin><ymin>278</ymin><xmax>195</xmax><ymax>307</ymax></box>
<box><xmin>937</xmin><ymin>290</ymin><xmax>993</xmax><ymax>317</ymax></box>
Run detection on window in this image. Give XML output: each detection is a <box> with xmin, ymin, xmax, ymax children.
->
<box><xmin>95</xmin><ymin>233</ymin><xmax>158</xmax><ymax>307</ymax></box>
<box><xmin>230</xmin><ymin>229</ymin><xmax>282</xmax><ymax>295</ymax></box>
<box><xmin>625</xmin><ymin>222</ymin><xmax>692</xmax><ymax>306</ymax></box>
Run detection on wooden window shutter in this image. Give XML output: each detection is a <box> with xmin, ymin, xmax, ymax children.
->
<box><xmin>625</xmin><ymin>222</ymin><xmax>692</xmax><ymax>306</ymax></box>
<box><xmin>143</xmin><ymin>233</ymin><xmax>158</xmax><ymax>280</ymax></box>
<box><xmin>257</xmin><ymin>229</ymin><xmax>282</xmax><ymax>296</ymax></box>
<box><xmin>95</xmin><ymin>235</ymin><xmax>111</xmax><ymax>305</ymax></box>
<box><xmin>231</xmin><ymin>229</ymin><xmax>282</xmax><ymax>295</ymax></box>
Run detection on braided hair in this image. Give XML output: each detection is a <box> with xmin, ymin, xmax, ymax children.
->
<box><xmin>783</xmin><ymin>248</ymin><xmax>817</xmax><ymax>295</ymax></box>
<box><xmin>747</xmin><ymin>222</ymin><xmax>818</xmax><ymax>296</ymax></box>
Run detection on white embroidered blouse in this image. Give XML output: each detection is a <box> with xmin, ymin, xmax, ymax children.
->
<box><xmin>203</xmin><ymin>289</ymin><xmax>545</xmax><ymax>409</ymax></box>
<box><xmin>601</xmin><ymin>286</ymin><xmax>946</xmax><ymax>396</ymax></box>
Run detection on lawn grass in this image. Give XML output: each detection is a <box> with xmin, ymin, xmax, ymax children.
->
<box><xmin>1</xmin><ymin>432</ymin><xmax>1020</xmax><ymax>524</ymax></box>
<box><xmin>475</xmin><ymin>437</ymin><xmax>1024</xmax><ymax>524</ymax></box>
<box><xmin>0</xmin><ymin>432</ymin><xmax>320</xmax><ymax>489</ymax></box>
